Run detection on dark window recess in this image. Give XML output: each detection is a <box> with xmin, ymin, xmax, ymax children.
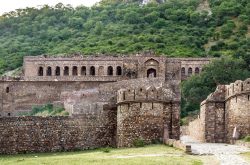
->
<box><xmin>90</xmin><ymin>66</ymin><xmax>95</xmax><ymax>75</ymax></box>
<box><xmin>117</xmin><ymin>66</ymin><xmax>122</xmax><ymax>76</ymax></box>
<box><xmin>64</xmin><ymin>66</ymin><xmax>69</xmax><ymax>76</ymax></box>
<box><xmin>6</xmin><ymin>87</ymin><xmax>9</xmax><ymax>93</ymax></box>
<box><xmin>107</xmin><ymin>66</ymin><xmax>113</xmax><ymax>76</ymax></box>
<box><xmin>55</xmin><ymin>67</ymin><xmax>60</xmax><ymax>76</ymax></box>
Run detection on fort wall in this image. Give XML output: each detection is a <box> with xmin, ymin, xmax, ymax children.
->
<box><xmin>0</xmin><ymin>109</ymin><xmax>117</xmax><ymax>154</ymax></box>
<box><xmin>0</xmin><ymin>81</ymin><xmax>105</xmax><ymax>116</ymax></box>
<box><xmin>116</xmin><ymin>87</ymin><xmax>180</xmax><ymax>147</ymax></box>
<box><xmin>188</xmin><ymin>79</ymin><xmax>250</xmax><ymax>143</ymax></box>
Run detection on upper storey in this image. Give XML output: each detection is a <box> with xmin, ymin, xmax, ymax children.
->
<box><xmin>22</xmin><ymin>54</ymin><xmax>211</xmax><ymax>82</ymax></box>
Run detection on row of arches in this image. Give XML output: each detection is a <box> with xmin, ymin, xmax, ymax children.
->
<box><xmin>181</xmin><ymin>67</ymin><xmax>200</xmax><ymax>76</ymax></box>
<box><xmin>38</xmin><ymin>66</ymin><xmax>122</xmax><ymax>76</ymax></box>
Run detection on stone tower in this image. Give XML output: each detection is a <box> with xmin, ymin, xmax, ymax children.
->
<box><xmin>116</xmin><ymin>85</ymin><xmax>180</xmax><ymax>147</ymax></box>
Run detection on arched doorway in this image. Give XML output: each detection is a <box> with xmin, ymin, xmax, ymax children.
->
<box><xmin>144</xmin><ymin>59</ymin><xmax>159</xmax><ymax>78</ymax></box>
<box><xmin>147</xmin><ymin>68</ymin><xmax>156</xmax><ymax>78</ymax></box>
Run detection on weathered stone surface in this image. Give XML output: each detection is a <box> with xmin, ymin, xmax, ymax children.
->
<box><xmin>188</xmin><ymin>79</ymin><xmax>250</xmax><ymax>143</ymax></box>
<box><xmin>0</xmin><ymin>111</ymin><xmax>117</xmax><ymax>154</ymax></box>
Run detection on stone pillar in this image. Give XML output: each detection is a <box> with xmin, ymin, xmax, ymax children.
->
<box><xmin>171</xmin><ymin>103</ymin><xmax>180</xmax><ymax>140</ymax></box>
<box><xmin>77</xmin><ymin>66</ymin><xmax>81</xmax><ymax>76</ymax></box>
<box><xmin>51</xmin><ymin>66</ymin><xmax>55</xmax><ymax>76</ymax></box>
<box><xmin>69</xmin><ymin>66</ymin><xmax>72</xmax><ymax>76</ymax></box>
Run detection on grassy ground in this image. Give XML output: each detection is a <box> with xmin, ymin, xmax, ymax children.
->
<box><xmin>0</xmin><ymin>145</ymin><xmax>203</xmax><ymax>165</ymax></box>
<box><xmin>242</xmin><ymin>152</ymin><xmax>250</xmax><ymax>163</ymax></box>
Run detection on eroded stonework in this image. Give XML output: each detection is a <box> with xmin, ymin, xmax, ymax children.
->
<box><xmin>0</xmin><ymin>54</ymin><xmax>211</xmax><ymax>153</ymax></box>
<box><xmin>188</xmin><ymin>79</ymin><xmax>250</xmax><ymax>143</ymax></box>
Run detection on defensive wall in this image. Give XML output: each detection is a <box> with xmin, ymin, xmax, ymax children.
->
<box><xmin>188</xmin><ymin>78</ymin><xmax>250</xmax><ymax>143</ymax></box>
<box><xmin>0</xmin><ymin>111</ymin><xmax>117</xmax><ymax>154</ymax></box>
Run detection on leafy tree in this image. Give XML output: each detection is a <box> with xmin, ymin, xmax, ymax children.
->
<box><xmin>181</xmin><ymin>57</ymin><xmax>250</xmax><ymax>116</ymax></box>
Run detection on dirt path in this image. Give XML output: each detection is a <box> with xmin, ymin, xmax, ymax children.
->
<box><xmin>181</xmin><ymin>136</ymin><xmax>250</xmax><ymax>165</ymax></box>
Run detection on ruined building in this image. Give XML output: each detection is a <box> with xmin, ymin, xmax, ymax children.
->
<box><xmin>0</xmin><ymin>54</ymin><xmax>210</xmax><ymax>154</ymax></box>
<box><xmin>188</xmin><ymin>79</ymin><xmax>250</xmax><ymax>143</ymax></box>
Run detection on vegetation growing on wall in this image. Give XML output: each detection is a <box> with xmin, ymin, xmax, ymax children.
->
<box><xmin>19</xmin><ymin>103</ymin><xmax>69</xmax><ymax>116</ymax></box>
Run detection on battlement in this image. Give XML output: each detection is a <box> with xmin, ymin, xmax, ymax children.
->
<box><xmin>226</xmin><ymin>78</ymin><xmax>250</xmax><ymax>98</ymax></box>
<box><xmin>117</xmin><ymin>86</ymin><xmax>176</xmax><ymax>104</ymax></box>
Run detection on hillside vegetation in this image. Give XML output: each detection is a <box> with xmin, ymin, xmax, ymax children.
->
<box><xmin>0</xmin><ymin>0</ymin><xmax>249</xmax><ymax>74</ymax></box>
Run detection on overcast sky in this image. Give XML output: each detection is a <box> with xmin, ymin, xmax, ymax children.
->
<box><xmin>0</xmin><ymin>0</ymin><xmax>101</xmax><ymax>15</ymax></box>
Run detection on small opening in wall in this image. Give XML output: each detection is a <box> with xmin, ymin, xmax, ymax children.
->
<box><xmin>8</xmin><ymin>113</ymin><xmax>10</xmax><ymax>116</ymax></box>
<box><xmin>140</xmin><ymin>102</ymin><xmax>142</xmax><ymax>108</ymax></box>
<box><xmin>248</xmin><ymin>95</ymin><xmax>250</xmax><ymax>101</ymax></box>
<box><xmin>6</xmin><ymin>87</ymin><xmax>9</xmax><ymax>93</ymax></box>
<box><xmin>236</xmin><ymin>96</ymin><xmax>237</xmax><ymax>103</ymax></box>
<box><xmin>241</xmin><ymin>84</ymin><xmax>243</xmax><ymax>91</ymax></box>
<box><xmin>152</xmin><ymin>103</ymin><xmax>153</xmax><ymax>109</ymax></box>
<box><xmin>140</xmin><ymin>88</ymin><xmax>143</xmax><ymax>92</ymax></box>
<box><xmin>248</xmin><ymin>82</ymin><xmax>250</xmax><ymax>84</ymax></box>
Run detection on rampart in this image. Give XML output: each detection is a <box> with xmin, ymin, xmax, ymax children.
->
<box><xmin>188</xmin><ymin>79</ymin><xmax>250</xmax><ymax>143</ymax></box>
<box><xmin>116</xmin><ymin>86</ymin><xmax>180</xmax><ymax>147</ymax></box>
<box><xmin>0</xmin><ymin>110</ymin><xmax>116</xmax><ymax>154</ymax></box>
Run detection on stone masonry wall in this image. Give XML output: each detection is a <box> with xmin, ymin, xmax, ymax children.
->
<box><xmin>0</xmin><ymin>81</ymin><xmax>105</xmax><ymax>116</ymax></box>
<box><xmin>117</xmin><ymin>102</ymin><xmax>167</xmax><ymax>147</ymax></box>
<box><xmin>188</xmin><ymin>79</ymin><xmax>250</xmax><ymax>143</ymax></box>
<box><xmin>0</xmin><ymin>109</ymin><xmax>116</xmax><ymax>154</ymax></box>
<box><xmin>116</xmin><ymin>86</ymin><xmax>180</xmax><ymax>147</ymax></box>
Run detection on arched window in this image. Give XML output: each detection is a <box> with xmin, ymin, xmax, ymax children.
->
<box><xmin>64</xmin><ymin>66</ymin><xmax>69</xmax><ymax>76</ymax></box>
<box><xmin>116</xmin><ymin>66</ymin><xmax>122</xmax><ymax>76</ymax></box>
<box><xmin>188</xmin><ymin>68</ymin><xmax>192</xmax><ymax>76</ymax></box>
<box><xmin>72</xmin><ymin>66</ymin><xmax>78</xmax><ymax>76</ymax></box>
<box><xmin>195</xmin><ymin>67</ymin><xmax>200</xmax><ymax>74</ymax></box>
<box><xmin>55</xmin><ymin>66</ymin><xmax>60</xmax><ymax>76</ymax></box>
<box><xmin>6</xmin><ymin>87</ymin><xmax>9</xmax><ymax>93</ymax></box>
<box><xmin>90</xmin><ymin>66</ymin><xmax>95</xmax><ymax>76</ymax></box>
<box><xmin>38</xmin><ymin>67</ymin><xmax>43</xmax><ymax>76</ymax></box>
<box><xmin>81</xmin><ymin>66</ymin><xmax>86</xmax><ymax>75</ymax></box>
<box><xmin>107</xmin><ymin>66</ymin><xmax>113</xmax><ymax>76</ymax></box>
<box><xmin>147</xmin><ymin>68</ymin><xmax>156</xmax><ymax>77</ymax></box>
<box><xmin>181</xmin><ymin>67</ymin><xmax>185</xmax><ymax>76</ymax></box>
<box><xmin>46</xmin><ymin>67</ymin><xmax>52</xmax><ymax>76</ymax></box>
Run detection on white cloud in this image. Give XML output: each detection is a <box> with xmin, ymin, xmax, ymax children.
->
<box><xmin>0</xmin><ymin>0</ymin><xmax>101</xmax><ymax>15</ymax></box>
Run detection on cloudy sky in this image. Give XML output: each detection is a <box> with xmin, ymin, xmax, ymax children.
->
<box><xmin>0</xmin><ymin>0</ymin><xmax>101</xmax><ymax>15</ymax></box>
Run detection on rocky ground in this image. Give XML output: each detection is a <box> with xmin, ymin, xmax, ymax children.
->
<box><xmin>181</xmin><ymin>136</ymin><xmax>250</xmax><ymax>165</ymax></box>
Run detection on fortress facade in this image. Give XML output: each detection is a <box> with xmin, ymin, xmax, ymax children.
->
<box><xmin>0</xmin><ymin>54</ymin><xmax>211</xmax><ymax>154</ymax></box>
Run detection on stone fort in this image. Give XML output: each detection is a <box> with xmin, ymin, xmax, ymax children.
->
<box><xmin>0</xmin><ymin>54</ymin><xmax>212</xmax><ymax>154</ymax></box>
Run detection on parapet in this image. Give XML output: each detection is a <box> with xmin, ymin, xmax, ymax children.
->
<box><xmin>201</xmin><ymin>85</ymin><xmax>226</xmax><ymax>105</ymax></box>
<box><xmin>201</xmin><ymin>78</ymin><xmax>250</xmax><ymax>105</ymax></box>
<box><xmin>117</xmin><ymin>86</ymin><xmax>176</xmax><ymax>104</ymax></box>
<box><xmin>226</xmin><ymin>78</ymin><xmax>250</xmax><ymax>99</ymax></box>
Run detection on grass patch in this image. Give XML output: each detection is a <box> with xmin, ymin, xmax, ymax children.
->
<box><xmin>0</xmin><ymin>145</ymin><xmax>202</xmax><ymax>165</ymax></box>
<box><xmin>241</xmin><ymin>152</ymin><xmax>250</xmax><ymax>163</ymax></box>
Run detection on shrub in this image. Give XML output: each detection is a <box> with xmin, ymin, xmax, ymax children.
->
<box><xmin>244</xmin><ymin>136</ymin><xmax>250</xmax><ymax>142</ymax></box>
<box><xmin>100</xmin><ymin>147</ymin><xmax>111</xmax><ymax>153</ymax></box>
<box><xmin>151</xmin><ymin>139</ymin><xmax>162</xmax><ymax>144</ymax></box>
<box><xmin>133</xmin><ymin>138</ymin><xmax>145</xmax><ymax>147</ymax></box>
